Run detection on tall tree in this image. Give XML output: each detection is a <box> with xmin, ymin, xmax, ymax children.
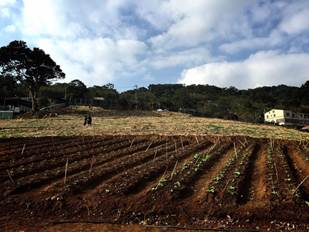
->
<box><xmin>67</xmin><ymin>79</ymin><xmax>87</xmax><ymax>100</ymax></box>
<box><xmin>0</xmin><ymin>74</ymin><xmax>17</xmax><ymax>99</ymax></box>
<box><xmin>0</xmin><ymin>40</ymin><xmax>65</xmax><ymax>112</ymax></box>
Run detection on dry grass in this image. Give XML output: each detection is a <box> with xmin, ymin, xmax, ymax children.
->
<box><xmin>0</xmin><ymin>107</ymin><xmax>308</xmax><ymax>141</ymax></box>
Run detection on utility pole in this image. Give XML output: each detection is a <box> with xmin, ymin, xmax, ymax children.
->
<box><xmin>134</xmin><ymin>85</ymin><xmax>138</xmax><ymax>110</ymax></box>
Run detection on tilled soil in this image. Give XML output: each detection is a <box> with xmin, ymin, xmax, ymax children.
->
<box><xmin>0</xmin><ymin>135</ymin><xmax>308</xmax><ymax>231</ymax></box>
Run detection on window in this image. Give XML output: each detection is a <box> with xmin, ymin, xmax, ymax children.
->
<box><xmin>286</xmin><ymin>112</ymin><xmax>290</xmax><ymax>117</ymax></box>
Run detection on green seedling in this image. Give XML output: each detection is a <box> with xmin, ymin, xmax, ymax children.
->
<box><xmin>207</xmin><ymin>186</ymin><xmax>215</xmax><ymax>193</ymax></box>
<box><xmin>234</xmin><ymin>171</ymin><xmax>241</xmax><ymax>177</ymax></box>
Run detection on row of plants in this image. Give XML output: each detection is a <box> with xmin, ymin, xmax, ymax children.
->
<box><xmin>167</xmin><ymin>143</ymin><xmax>233</xmax><ymax>198</ymax></box>
<box><xmin>0</xmin><ymin>136</ymin><xmax>83</xmax><ymax>152</ymax></box>
<box><xmin>47</xmin><ymin>139</ymin><xmax>188</xmax><ymax>197</ymax></box>
<box><xmin>265</xmin><ymin>143</ymin><xmax>300</xmax><ymax>202</ymax></box>
<box><xmin>1</xmin><ymin>137</ymin><xmax>144</xmax><ymax>182</ymax></box>
<box><xmin>265</xmin><ymin>143</ymin><xmax>280</xmax><ymax>199</ymax></box>
<box><xmin>1</xmin><ymin>139</ymin><xmax>164</xmax><ymax>197</ymax></box>
<box><xmin>95</xmin><ymin>141</ymin><xmax>210</xmax><ymax>196</ymax></box>
<box><xmin>148</xmin><ymin>142</ymin><xmax>215</xmax><ymax>193</ymax></box>
<box><xmin>224</xmin><ymin>144</ymin><xmax>256</xmax><ymax>202</ymax></box>
<box><xmin>0</xmin><ymin>136</ymin><xmax>91</xmax><ymax>159</ymax></box>
<box><xmin>0</xmin><ymin>136</ymin><xmax>107</xmax><ymax>168</ymax></box>
<box><xmin>0</xmin><ymin>137</ymin><xmax>129</xmax><ymax>174</ymax></box>
<box><xmin>206</xmin><ymin>143</ymin><xmax>250</xmax><ymax>197</ymax></box>
<box><xmin>276</xmin><ymin>146</ymin><xmax>302</xmax><ymax>201</ymax></box>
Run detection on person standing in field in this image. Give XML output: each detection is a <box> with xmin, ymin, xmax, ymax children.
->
<box><xmin>88</xmin><ymin>114</ymin><xmax>92</xmax><ymax>125</ymax></box>
<box><xmin>84</xmin><ymin>114</ymin><xmax>88</xmax><ymax>126</ymax></box>
<box><xmin>84</xmin><ymin>114</ymin><xmax>92</xmax><ymax>126</ymax></box>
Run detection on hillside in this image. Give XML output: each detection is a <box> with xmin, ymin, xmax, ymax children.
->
<box><xmin>0</xmin><ymin>107</ymin><xmax>308</xmax><ymax>140</ymax></box>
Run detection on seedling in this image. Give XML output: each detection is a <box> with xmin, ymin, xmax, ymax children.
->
<box><xmin>207</xmin><ymin>186</ymin><xmax>215</xmax><ymax>193</ymax></box>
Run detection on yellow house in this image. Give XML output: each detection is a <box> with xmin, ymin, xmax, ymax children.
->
<box><xmin>264</xmin><ymin>109</ymin><xmax>309</xmax><ymax>126</ymax></box>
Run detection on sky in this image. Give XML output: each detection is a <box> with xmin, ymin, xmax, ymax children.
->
<box><xmin>0</xmin><ymin>0</ymin><xmax>309</xmax><ymax>91</ymax></box>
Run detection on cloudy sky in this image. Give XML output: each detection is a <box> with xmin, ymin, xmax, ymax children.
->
<box><xmin>1</xmin><ymin>0</ymin><xmax>308</xmax><ymax>91</ymax></box>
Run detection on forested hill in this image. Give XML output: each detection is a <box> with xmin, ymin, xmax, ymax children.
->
<box><xmin>1</xmin><ymin>74</ymin><xmax>308</xmax><ymax>123</ymax></box>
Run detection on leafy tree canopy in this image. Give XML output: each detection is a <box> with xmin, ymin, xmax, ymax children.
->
<box><xmin>0</xmin><ymin>40</ymin><xmax>65</xmax><ymax>112</ymax></box>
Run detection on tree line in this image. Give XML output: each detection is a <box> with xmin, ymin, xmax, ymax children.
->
<box><xmin>1</xmin><ymin>40</ymin><xmax>308</xmax><ymax>122</ymax></box>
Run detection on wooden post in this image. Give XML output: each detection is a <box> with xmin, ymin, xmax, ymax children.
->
<box><xmin>170</xmin><ymin>161</ymin><xmax>178</xmax><ymax>179</ymax></box>
<box><xmin>195</xmin><ymin>135</ymin><xmax>199</xmax><ymax>144</ymax></box>
<box><xmin>21</xmin><ymin>144</ymin><xmax>26</xmax><ymax>155</ymax></box>
<box><xmin>233</xmin><ymin>142</ymin><xmax>237</xmax><ymax>158</ymax></box>
<box><xmin>145</xmin><ymin>142</ymin><xmax>152</xmax><ymax>152</ymax></box>
<box><xmin>64</xmin><ymin>158</ymin><xmax>69</xmax><ymax>185</ymax></box>
<box><xmin>180</xmin><ymin>137</ymin><xmax>184</xmax><ymax>150</ymax></box>
<box><xmin>130</xmin><ymin>139</ymin><xmax>135</xmax><ymax>148</ymax></box>
<box><xmin>153</xmin><ymin>149</ymin><xmax>158</xmax><ymax>160</ymax></box>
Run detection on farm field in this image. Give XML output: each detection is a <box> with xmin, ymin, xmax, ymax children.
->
<box><xmin>0</xmin><ymin>107</ymin><xmax>308</xmax><ymax>141</ymax></box>
<box><xmin>0</xmin><ymin>135</ymin><xmax>308</xmax><ymax>231</ymax></box>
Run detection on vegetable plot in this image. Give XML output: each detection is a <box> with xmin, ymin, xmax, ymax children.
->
<box><xmin>0</xmin><ymin>135</ymin><xmax>308</xmax><ymax>227</ymax></box>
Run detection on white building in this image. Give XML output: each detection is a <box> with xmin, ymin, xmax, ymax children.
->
<box><xmin>264</xmin><ymin>109</ymin><xmax>309</xmax><ymax>126</ymax></box>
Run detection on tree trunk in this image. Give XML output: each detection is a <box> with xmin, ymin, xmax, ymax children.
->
<box><xmin>30</xmin><ymin>88</ymin><xmax>39</xmax><ymax>113</ymax></box>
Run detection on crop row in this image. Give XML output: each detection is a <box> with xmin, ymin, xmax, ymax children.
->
<box><xmin>0</xmin><ymin>138</ymin><xmax>148</xmax><ymax>183</ymax></box>
<box><xmin>205</xmin><ymin>143</ymin><xmax>253</xmax><ymax>203</ymax></box>
<box><xmin>45</xmin><ymin>140</ymin><xmax>192</xmax><ymax>198</ymax></box>
<box><xmin>224</xmin><ymin>144</ymin><xmax>257</xmax><ymax>203</ymax></box>
<box><xmin>266</xmin><ymin>144</ymin><xmax>301</xmax><ymax>202</ymax></box>
<box><xmin>0</xmin><ymin>137</ymin><xmax>127</xmax><ymax>172</ymax></box>
<box><xmin>0</xmin><ymin>136</ymin><xmax>93</xmax><ymax>157</ymax></box>
<box><xmin>0</xmin><ymin>136</ymin><xmax>80</xmax><ymax>150</ymax></box>
<box><xmin>0</xmin><ymin>139</ymin><xmax>166</xmax><ymax>197</ymax></box>
<box><xmin>0</xmin><ymin>136</ymin><xmax>109</xmax><ymax>165</ymax></box>
<box><xmin>92</xmin><ymin>140</ymin><xmax>212</xmax><ymax>198</ymax></box>
<box><xmin>151</xmin><ymin>142</ymin><xmax>232</xmax><ymax>200</ymax></box>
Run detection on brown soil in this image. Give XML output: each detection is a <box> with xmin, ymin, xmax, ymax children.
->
<box><xmin>0</xmin><ymin>135</ymin><xmax>308</xmax><ymax>231</ymax></box>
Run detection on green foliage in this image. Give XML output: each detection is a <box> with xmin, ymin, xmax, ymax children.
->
<box><xmin>0</xmin><ymin>40</ymin><xmax>65</xmax><ymax>112</ymax></box>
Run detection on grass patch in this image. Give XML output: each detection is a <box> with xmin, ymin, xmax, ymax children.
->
<box><xmin>0</xmin><ymin>108</ymin><xmax>308</xmax><ymax>141</ymax></box>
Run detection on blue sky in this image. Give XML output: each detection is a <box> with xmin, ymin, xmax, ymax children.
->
<box><xmin>0</xmin><ymin>0</ymin><xmax>309</xmax><ymax>91</ymax></box>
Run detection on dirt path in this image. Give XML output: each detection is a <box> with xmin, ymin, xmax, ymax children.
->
<box><xmin>247</xmin><ymin>144</ymin><xmax>267</xmax><ymax>202</ymax></box>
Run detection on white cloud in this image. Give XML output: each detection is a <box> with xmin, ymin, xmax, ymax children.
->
<box><xmin>149</xmin><ymin>48</ymin><xmax>212</xmax><ymax>69</ymax></box>
<box><xmin>179</xmin><ymin>51</ymin><xmax>309</xmax><ymax>89</ymax></box>
<box><xmin>37</xmin><ymin>37</ymin><xmax>147</xmax><ymax>86</ymax></box>
<box><xmin>279</xmin><ymin>8</ymin><xmax>309</xmax><ymax>34</ymax></box>
<box><xmin>19</xmin><ymin>0</ymin><xmax>149</xmax><ymax>86</ymax></box>
<box><xmin>0</xmin><ymin>0</ymin><xmax>16</xmax><ymax>18</ymax></box>
<box><xmin>149</xmin><ymin>0</ymin><xmax>251</xmax><ymax>49</ymax></box>
<box><xmin>22</xmin><ymin>0</ymin><xmax>86</xmax><ymax>38</ymax></box>
<box><xmin>134</xmin><ymin>0</ymin><xmax>173</xmax><ymax>30</ymax></box>
<box><xmin>1</xmin><ymin>0</ymin><xmax>307</xmax><ymax>89</ymax></box>
<box><xmin>3</xmin><ymin>24</ymin><xmax>16</xmax><ymax>32</ymax></box>
<box><xmin>219</xmin><ymin>30</ymin><xmax>283</xmax><ymax>54</ymax></box>
<box><xmin>0</xmin><ymin>0</ymin><xmax>15</xmax><ymax>7</ymax></box>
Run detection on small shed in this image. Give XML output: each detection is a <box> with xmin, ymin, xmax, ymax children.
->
<box><xmin>0</xmin><ymin>111</ymin><xmax>14</xmax><ymax>119</ymax></box>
